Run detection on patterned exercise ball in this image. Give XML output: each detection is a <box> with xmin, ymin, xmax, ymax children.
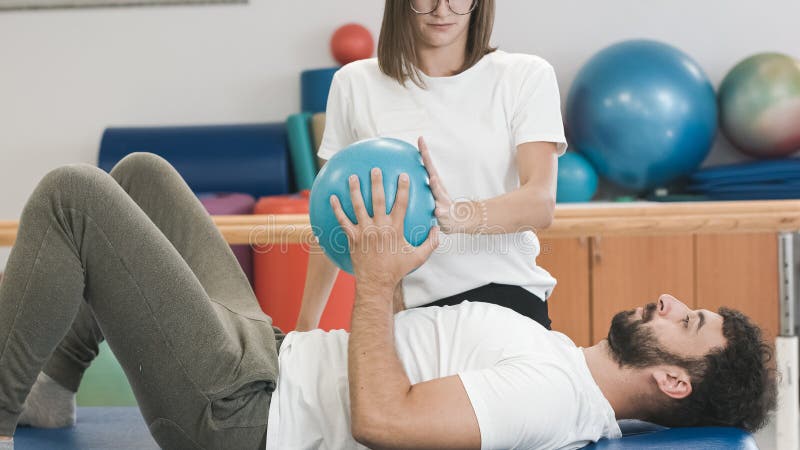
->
<box><xmin>566</xmin><ymin>40</ymin><xmax>718</xmax><ymax>191</ymax></box>
<box><xmin>330</xmin><ymin>23</ymin><xmax>374</xmax><ymax>66</ymax></box>
<box><xmin>557</xmin><ymin>152</ymin><xmax>598</xmax><ymax>203</ymax></box>
<box><xmin>719</xmin><ymin>53</ymin><xmax>800</xmax><ymax>158</ymax></box>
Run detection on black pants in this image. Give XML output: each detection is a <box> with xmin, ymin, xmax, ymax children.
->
<box><xmin>425</xmin><ymin>283</ymin><xmax>552</xmax><ymax>330</ymax></box>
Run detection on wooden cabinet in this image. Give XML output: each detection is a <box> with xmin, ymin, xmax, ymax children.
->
<box><xmin>539</xmin><ymin>233</ymin><xmax>779</xmax><ymax>347</ymax></box>
<box><xmin>695</xmin><ymin>233</ymin><xmax>779</xmax><ymax>342</ymax></box>
<box><xmin>538</xmin><ymin>238</ymin><xmax>591</xmax><ymax>347</ymax></box>
<box><xmin>591</xmin><ymin>236</ymin><xmax>695</xmax><ymax>343</ymax></box>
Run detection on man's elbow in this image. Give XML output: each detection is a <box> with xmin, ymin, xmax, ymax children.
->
<box><xmin>351</xmin><ymin>411</ymin><xmax>389</xmax><ymax>449</ymax></box>
<box><xmin>350</xmin><ymin>417</ymin><xmax>371</xmax><ymax>447</ymax></box>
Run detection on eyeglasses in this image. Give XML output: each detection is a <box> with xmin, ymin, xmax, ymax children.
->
<box><xmin>409</xmin><ymin>0</ymin><xmax>477</xmax><ymax>15</ymax></box>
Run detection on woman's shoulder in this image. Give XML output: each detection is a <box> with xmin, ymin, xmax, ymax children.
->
<box><xmin>335</xmin><ymin>57</ymin><xmax>381</xmax><ymax>82</ymax></box>
<box><xmin>486</xmin><ymin>50</ymin><xmax>555</xmax><ymax>74</ymax></box>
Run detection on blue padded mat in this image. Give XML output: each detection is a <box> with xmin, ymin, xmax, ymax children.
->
<box><xmin>13</xmin><ymin>409</ymin><xmax>756</xmax><ymax>449</ymax></box>
<box><xmin>689</xmin><ymin>176</ymin><xmax>800</xmax><ymax>191</ymax></box>
<box><xmin>99</xmin><ymin>123</ymin><xmax>290</xmax><ymax>198</ymax></box>
<box><xmin>685</xmin><ymin>158</ymin><xmax>800</xmax><ymax>200</ymax></box>
<box><xmin>702</xmin><ymin>191</ymin><xmax>800</xmax><ymax>200</ymax></box>
<box><xmin>690</xmin><ymin>158</ymin><xmax>800</xmax><ymax>183</ymax></box>
<box><xmin>586</xmin><ymin>425</ymin><xmax>757</xmax><ymax>449</ymax></box>
<box><xmin>14</xmin><ymin>407</ymin><xmax>157</xmax><ymax>450</ymax></box>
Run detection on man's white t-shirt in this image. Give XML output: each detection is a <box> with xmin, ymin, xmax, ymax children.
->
<box><xmin>318</xmin><ymin>51</ymin><xmax>568</xmax><ymax>307</ymax></box>
<box><xmin>265</xmin><ymin>302</ymin><xmax>621</xmax><ymax>450</ymax></box>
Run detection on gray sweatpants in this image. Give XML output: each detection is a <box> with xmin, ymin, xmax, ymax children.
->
<box><xmin>0</xmin><ymin>152</ymin><xmax>283</xmax><ymax>449</ymax></box>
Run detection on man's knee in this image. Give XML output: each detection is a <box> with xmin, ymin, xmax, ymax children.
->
<box><xmin>37</xmin><ymin>164</ymin><xmax>107</xmax><ymax>198</ymax></box>
<box><xmin>109</xmin><ymin>152</ymin><xmax>173</xmax><ymax>180</ymax></box>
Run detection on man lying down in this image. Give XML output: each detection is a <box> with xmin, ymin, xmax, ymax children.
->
<box><xmin>0</xmin><ymin>159</ymin><xmax>777</xmax><ymax>450</ymax></box>
<box><xmin>267</xmin><ymin>170</ymin><xmax>777</xmax><ymax>449</ymax></box>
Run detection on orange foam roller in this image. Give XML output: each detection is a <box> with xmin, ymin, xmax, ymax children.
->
<box><xmin>253</xmin><ymin>191</ymin><xmax>355</xmax><ymax>332</ymax></box>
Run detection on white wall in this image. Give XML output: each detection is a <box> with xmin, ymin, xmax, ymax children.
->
<box><xmin>0</xmin><ymin>0</ymin><xmax>798</xmax><ymax>237</ymax></box>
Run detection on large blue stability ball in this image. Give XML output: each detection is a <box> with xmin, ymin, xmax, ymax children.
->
<box><xmin>566</xmin><ymin>40</ymin><xmax>718</xmax><ymax>191</ymax></box>
<box><xmin>557</xmin><ymin>152</ymin><xmax>599</xmax><ymax>203</ymax></box>
<box><xmin>309</xmin><ymin>138</ymin><xmax>436</xmax><ymax>274</ymax></box>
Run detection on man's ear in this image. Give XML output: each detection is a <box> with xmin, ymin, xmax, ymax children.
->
<box><xmin>651</xmin><ymin>367</ymin><xmax>692</xmax><ymax>400</ymax></box>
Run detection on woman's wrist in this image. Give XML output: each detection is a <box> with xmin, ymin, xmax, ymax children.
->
<box><xmin>450</xmin><ymin>199</ymin><xmax>488</xmax><ymax>234</ymax></box>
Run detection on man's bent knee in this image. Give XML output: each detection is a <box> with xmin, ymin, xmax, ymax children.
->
<box><xmin>36</xmin><ymin>164</ymin><xmax>108</xmax><ymax>199</ymax></box>
<box><xmin>110</xmin><ymin>152</ymin><xmax>173</xmax><ymax>179</ymax></box>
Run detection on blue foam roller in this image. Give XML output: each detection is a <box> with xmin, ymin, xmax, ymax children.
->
<box><xmin>14</xmin><ymin>407</ymin><xmax>157</xmax><ymax>450</ymax></box>
<box><xmin>99</xmin><ymin>123</ymin><xmax>290</xmax><ymax>198</ymax></box>
<box><xmin>301</xmin><ymin>67</ymin><xmax>339</xmax><ymax>114</ymax></box>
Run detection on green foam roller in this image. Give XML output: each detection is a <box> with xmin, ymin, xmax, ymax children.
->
<box><xmin>286</xmin><ymin>112</ymin><xmax>318</xmax><ymax>191</ymax></box>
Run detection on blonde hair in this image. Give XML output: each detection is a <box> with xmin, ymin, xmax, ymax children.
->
<box><xmin>377</xmin><ymin>0</ymin><xmax>497</xmax><ymax>88</ymax></box>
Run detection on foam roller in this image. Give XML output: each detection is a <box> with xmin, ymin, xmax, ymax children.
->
<box><xmin>99</xmin><ymin>123</ymin><xmax>290</xmax><ymax>198</ymax></box>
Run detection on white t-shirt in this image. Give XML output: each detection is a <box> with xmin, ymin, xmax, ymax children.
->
<box><xmin>318</xmin><ymin>51</ymin><xmax>568</xmax><ymax>307</ymax></box>
<box><xmin>265</xmin><ymin>302</ymin><xmax>621</xmax><ymax>450</ymax></box>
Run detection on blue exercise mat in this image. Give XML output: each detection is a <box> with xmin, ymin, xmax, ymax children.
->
<box><xmin>12</xmin><ymin>409</ymin><xmax>757</xmax><ymax>449</ymax></box>
<box><xmin>688</xmin><ymin>181</ymin><xmax>800</xmax><ymax>192</ymax></box>
<box><xmin>683</xmin><ymin>158</ymin><xmax>800</xmax><ymax>200</ymax></box>
<box><xmin>690</xmin><ymin>174</ymin><xmax>800</xmax><ymax>191</ymax></box>
<box><xmin>687</xmin><ymin>181</ymin><xmax>800</xmax><ymax>199</ymax></box>
<box><xmin>700</xmin><ymin>190</ymin><xmax>800</xmax><ymax>200</ymax></box>
<box><xmin>14</xmin><ymin>407</ymin><xmax>157</xmax><ymax>450</ymax></box>
<box><xmin>586</xmin><ymin>423</ymin><xmax>757</xmax><ymax>449</ymax></box>
<box><xmin>689</xmin><ymin>158</ymin><xmax>800</xmax><ymax>190</ymax></box>
<box><xmin>99</xmin><ymin>123</ymin><xmax>290</xmax><ymax>198</ymax></box>
<box><xmin>690</xmin><ymin>158</ymin><xmax>800</xmax><ymax>183</ymax></box>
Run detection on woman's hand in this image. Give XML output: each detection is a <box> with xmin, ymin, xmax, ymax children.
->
<box><xmin>418</xmin><ymin>137</ymin><xmax>485</xmax><ymax>234</ymax></box>
<box><xmin>330</xmin><ymin>168</ymin><xmax>440</xmax><ymax>290</ymax></box>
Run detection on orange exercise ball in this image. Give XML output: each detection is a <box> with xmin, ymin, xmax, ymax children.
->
<box><xmin>331</xmin><ymin>23</ymin><xmax>374</xmax><ymax>66</ymax></box>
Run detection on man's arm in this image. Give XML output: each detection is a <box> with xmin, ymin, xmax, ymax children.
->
<box><xmin>349</xmin><ymin>282</ymin><xmax>480</xmax><ymax>450</ymax></box>
<box><xmin>330</xmin><ymin>169</ymin><xmax>481</xmax><ymax>450</ymax></box>
<box><xmin>392</xmin><ymin>283</ymin><xmax>405</xmax><ymax>314</ymax></box>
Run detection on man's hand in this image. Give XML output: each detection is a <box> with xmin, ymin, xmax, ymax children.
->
<box><xmin>330</xmin><ymin>167</ymin><xmax>439</xmax><ymax>290</ymax></box>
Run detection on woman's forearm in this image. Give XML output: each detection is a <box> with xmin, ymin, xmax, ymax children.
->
<box><xmin>457</xmin><ymin>185</ymin><xmax>555</xmax><ymax>235</ymax></box>
<box><xmin>295</xmin><ymin>244</ymin><xmax>340</xmax><ymax>331</ymax></box>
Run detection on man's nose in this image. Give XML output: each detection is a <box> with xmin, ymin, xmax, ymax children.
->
<box><xmin>658</xmin><ymin>294</ymin><xmax>686</xmax><ymax>317</ymax></box>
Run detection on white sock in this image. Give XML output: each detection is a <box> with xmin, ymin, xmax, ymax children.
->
<box><xmin>0</xmin><ymin>437</ymin><xmax>12</xmax><ymax>450</ymax></box>
<box><xmin>17</xmin><ymin>372</ymin><xmax>76</xmax><ymax>428</ymax></box>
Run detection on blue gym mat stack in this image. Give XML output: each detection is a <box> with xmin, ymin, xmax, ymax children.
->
<box><xmin>686</xmin><ymin>159</ymin><xmax>800</xmax><ymax>200</ymax></box>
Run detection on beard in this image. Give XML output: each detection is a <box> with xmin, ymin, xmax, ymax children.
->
<box><xmin>607</xmin><ymin>302</ymin><xmax>685</xmax><ymax>368</ymax></box>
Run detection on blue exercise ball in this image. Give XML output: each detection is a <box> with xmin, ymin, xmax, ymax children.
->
<box><xmin>309</xmin><ymin>138</ymin><xmax>436</xmax><ymax>274</ymax></box>
<box><xmin>566</xmin><ymin>39</ymin><xmax>718</xmax><ymax>191</ymax></box>
<box><xmin>557</xmin><ymin>152</ymin><xmax>599</xmax><ymax>203</ymax></box>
